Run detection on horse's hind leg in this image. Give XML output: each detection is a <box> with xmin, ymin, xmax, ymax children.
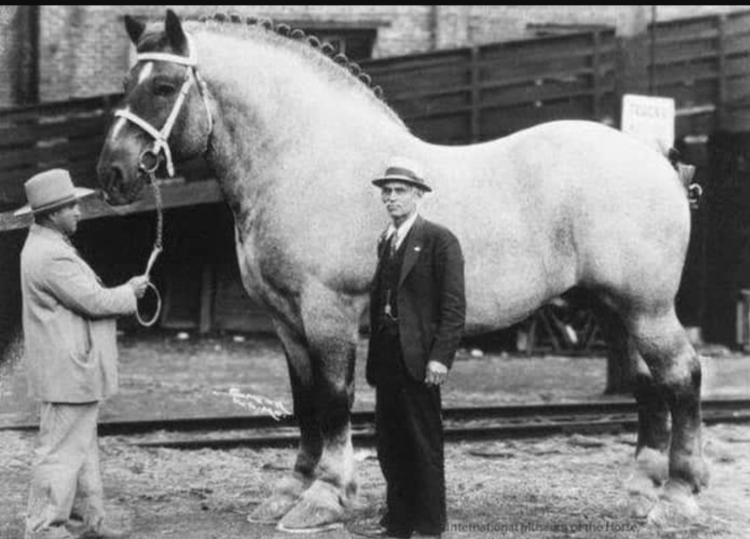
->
<box><xmin>278</xmin><ymin>283</ymin><xmax>359</xmax><ymax>532</ymax></box>
<box><xmin>248</xmin><ymin>318</ymin><xmax>319</xmax><ymax>524</ymax></box>
<box><xmin>627</xmin><ymin>307</ymin><xmax>709</xmax><ymax>524</ymax></box>
<box><xmin>597</xmin><ymin>305</ymin><xmax>669</xmax><ymax>516</ymax></box>
<box><xmin>625</xmin><ymin>357</ymin><xmax>672</xmax><ymax>517</ymax></box>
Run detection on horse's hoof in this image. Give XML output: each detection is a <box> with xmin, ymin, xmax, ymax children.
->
<box><xmin>634</xmin><ymin>447</ymin><xmax>668</xmax><ymax>485</ymax></box>
<box><xmin>247</xmin><ymin>475</ymin><xmax>310</xmax><ymax>524</ymax></box>
<box><xmin>647</xmin><ymin>480</ymin><xmax>703</xmax><ymax>527</ymax></box>
<box><xmin>627</xmin><ymin>491</ymin><xmax>658</xmax><ymax>519</ymax></box>
<box><xmin>276</xmin><ymin>480</ymin><xmax>346</xmax><ymax>533</ymax></box>
<box><xmin>623</xmin><ymin>466</ymin><xmax>659</xmax><ymax>519</ymax></box>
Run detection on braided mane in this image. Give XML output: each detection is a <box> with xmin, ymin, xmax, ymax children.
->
<box><xmin>191</xmin><ymin>13</ymin><xmax>387</xmax><ymax>100</ymax></box>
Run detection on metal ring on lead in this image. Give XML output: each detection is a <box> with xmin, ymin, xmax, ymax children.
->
<box><xmin>135</xmin><ymin>281</ymin><xmax>162</xmax><ymax>327</ymax></box>
<box><xmin>139</xmin><ymin>149</ymin><xmax>161</xmax><ymax>174</ymax></box>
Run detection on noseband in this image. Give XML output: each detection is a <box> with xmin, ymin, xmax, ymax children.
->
<box><xmin>115</xmin><ymin>34</ymin><xmax>213</xmax><ymax>177</ymax></box>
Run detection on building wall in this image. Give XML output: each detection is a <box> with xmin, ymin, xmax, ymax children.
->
<box><xmin>34</xmin><ymin>5</ymin><xmax>750</xmax><ymax>103</ymax></box>
<box><xmin>0</xmin><ymin>6</ymin><xmax>21</xmax><ymax>107</ymax></box>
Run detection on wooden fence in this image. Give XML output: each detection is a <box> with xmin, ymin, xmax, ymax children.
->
<box><xmin>0</xmin><ymin>94</ymin><xmax>120</xmax><ymax>211</ymax></box>
<box><xmin>650</xmin><ymin>10</ymin><xmax>750</xmax><ymax>140</ymax></box>
<box><xmin>363</xmin><ymin>30</ymin><xmax>617</xmax><ymax>145</ymax></box>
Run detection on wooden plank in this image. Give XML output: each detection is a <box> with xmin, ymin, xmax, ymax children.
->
<box><xmin>725</xmin><ymin>76</ymin><xmax>750</xmax><ymax>103</ymax></box>
<box><xmin>375</xmin><ymin>64</ymin><xmax>470</xmax><ymax>91</ymax></box>
<box><xmin>479</xmin><ymin>53</ymin><xmax>604</xmax><ymax>76</ymax></box>
<box><xmin>480</xmin><ymin>98</ymin><xmax>595</xmax><ymax>139</ymax></box>
<box><xmin>723</xmin><ymin>33</ymin><xmax>750</xmax><ymax>57</ymax></box>
<box><xmin>480</xmin><ymin>86</ymin><xmax>604</xmax><ymax>111</ymax></box>
<box><xmin>384</xmin><ymin>64</ymin><xmax>615</xmax><ymax>107</ymax></box>
<box><xmin>399</xmin><ymin>82</ymin><xmax>606</xmax><ymax>122</ymax></box>
<box><xmin>0</xmin><ymin>138</ymin><xmax>102</xmax><ymax>171</ymax></box>
<box><xmin>725</xmin><ymin>56</ymin><xmax>750</xmax><ymax>78</ymax></box>
<box><xmin>363</xmin><ymin>50</ymin><xmax>472</xmax><ymax>75</ymax></box>
<box><xmin>479</xmin><ymin>31</ymin><xmax>609</xmax><ymax>59</ymax></box>
<box><xmin>408</xmin><ymin>114</ymin><xmax>470</xmax><ymax>144</ymax></box>
<box><xmin>721</xmin><ymin>10</ymin><xmax>750</xmax><ymax>36</ymax></box>
<box><xmin>652</xmin><ymin>39</ymin><xmax>719</xmax><ymax>66</ymax></box>
<box><xmin>652</xmin><ymin>60</ymin><xmax>720</xmax><ymax>87</ymax></box>
<box><xmin>481</xmin><ymin>64</ymin><xmax>613</xmax><ymax>88</ymax></box>
<box><xmin>0</xmin><ymin>117</ymin><xmax>108</xmax><ymax>147</ymax></box>
<box><xmin>652</xmin><ymin>27</ymin><xmax>720</xmax><ymax>46</ymax></box>
<box><xmin>481</xmin><ymin>59</ymin><xmax>610</xmax><ymax>87</ymax></box>
<box><xmin>0</xmin><ymin>179</ymin><xmax>224</xmax><ymax>232</ymax></box>
<box><xmin>654</xmin><ymin>79</ymin><xmax>718</xmax><ymax>108</ymax></box>
<box><xmin>0</xmin><ymin>93</ymin><xmax>119</xmax><ymax>118</ymax></box>
<box><xmin>652</xmin><ymin>15</ymin><xmax>719</xmax><ymax>40</ymax></box>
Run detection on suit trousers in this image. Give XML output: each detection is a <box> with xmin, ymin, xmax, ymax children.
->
<box><xmin>25</xmin><ymin>402</ymin><xmax>104</xmax><ymax>538</ymax></box>
<box><xmin>374</xmin><ymin>328</ymin><xmax>446</xmax><ymax>537</ymax></box>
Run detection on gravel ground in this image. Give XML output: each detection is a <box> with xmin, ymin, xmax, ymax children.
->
<box><xmin>1</xmin><ymin>332</ymin><xmax>749</xmax><ymax>538</ymax></box>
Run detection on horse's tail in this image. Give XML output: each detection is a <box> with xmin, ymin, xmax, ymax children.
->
<box><xmin>664</xmin><ymin>145</ymin><xmax>702</xmax><ymax>210</ymax></box>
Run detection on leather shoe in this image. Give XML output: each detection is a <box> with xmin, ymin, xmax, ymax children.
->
<box><xmin>349</xmin><ymin>523</ymin><xmax>409</xmax><ymax>539</ymax></box>
<box><xmin>78</xmin><ymin>524</ymin><xmax>129</xmax><ymax>539</ymax></box>
<box><xmin>25</xmin><ymin>526</ymin><xmax>74</xmax><ymax>539</ymax></box>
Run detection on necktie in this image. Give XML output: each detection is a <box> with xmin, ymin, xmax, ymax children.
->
<box><xmin>388</xmin><ymin>231</ymin><xmax>398</xmax><ymax>258</ymax></box>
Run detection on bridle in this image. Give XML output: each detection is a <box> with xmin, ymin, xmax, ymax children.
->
<box><xmin>115</xmin><ymin>33</ymin><xmax>213</xmax><ymax>178</ymax></box>
<box><xmin>114</xmin><ymin>33</ymin><xmax>213</xmax><ymax>326</ymax></box>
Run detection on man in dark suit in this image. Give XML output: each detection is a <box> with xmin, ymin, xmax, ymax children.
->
<box><xmin>365</xmin><ymin>157</ymin><xmax>466</xmax><ymax>539</ymax></box>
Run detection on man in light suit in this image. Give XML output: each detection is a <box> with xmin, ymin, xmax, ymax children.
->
<box><xmin>15</xmin><ymin>169</ymin><xmax>148</xmax><ymax>539</ymax></box>
<box><xmin>365</xmin><ymin>158</ymin><xmax>466</xmax><ymax>539</ymax></box>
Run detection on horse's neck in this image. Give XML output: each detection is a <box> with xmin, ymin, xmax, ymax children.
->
<box><xmin>198</xmin><ymin>31</ymin><xmax>414</xmax><ymax>217</ymax></box>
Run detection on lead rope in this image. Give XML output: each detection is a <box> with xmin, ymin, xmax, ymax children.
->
<box><xmin>135</xmin><ymin>163</ymin><xmax>164</xmax><ymax>327</ymax></box>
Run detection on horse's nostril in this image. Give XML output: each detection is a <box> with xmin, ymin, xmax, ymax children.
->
<box><xmin>106</xmin><ymin>165</ymin><xmax>125</xmax><ymax>195</ymax></box>
<box><xmin>110</xmin><ymin>165</ymin><xmax>124</xmax><ymax>185</ymax></box>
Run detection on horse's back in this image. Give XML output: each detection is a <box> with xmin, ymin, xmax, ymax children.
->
<box><xmin>419</xmin><ymin>120</ymin><xmax>689</xmax><ymax>329</ymax></box>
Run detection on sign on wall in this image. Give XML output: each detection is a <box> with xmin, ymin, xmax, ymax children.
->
<box><xmin>621</xmin><ymin>94</ymin><xmax>675</xmax><ymax>152</ymax></box>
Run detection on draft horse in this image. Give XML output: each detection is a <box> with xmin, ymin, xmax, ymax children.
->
<box><xmin>97</xmin><ymin>10</ymin><xmax>708</xmax><ymax>532</ymax></box>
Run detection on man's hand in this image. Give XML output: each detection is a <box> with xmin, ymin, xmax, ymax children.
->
<box><xmin>425</xmin><ymin>360</ymin><xmax>448</xmax><ymax>386</ymax></box>
<box><xmin>127</xmin><ymin>275</ymin><xmax>150</xmax><ymax>299</ymax></box>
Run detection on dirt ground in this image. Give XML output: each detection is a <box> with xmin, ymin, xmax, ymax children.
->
<box><xmin>1</xmin><ymin>332</ymin><xmax>750</xmax><ymax>538</ymax></box>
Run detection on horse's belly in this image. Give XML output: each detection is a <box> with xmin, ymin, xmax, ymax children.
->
<box><xmin>464</xmin><ymin>264</ymin><xmax>564</xmax><ymax>334</ymax></box>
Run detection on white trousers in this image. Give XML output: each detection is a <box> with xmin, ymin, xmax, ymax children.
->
<box><xmin>25</xmin><ymin>402</ymin><xmax>104</xmax><ymax>538</ymax></box>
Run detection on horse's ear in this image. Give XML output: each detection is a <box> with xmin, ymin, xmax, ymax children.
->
<box><xmin>124</xmin><ymin>15</ymin><xmax>146</xmax><ymax>45</ymax></box>
<box><xmin>165</xmin><ymin>9</ymin><xmax>188</xmax><ymax>54</ymax></box>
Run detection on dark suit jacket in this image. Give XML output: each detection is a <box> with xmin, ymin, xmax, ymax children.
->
<box><xmin>366</xmin><ymin>216</ymin><xmax>466</xmax><ymax>385</ymax></box>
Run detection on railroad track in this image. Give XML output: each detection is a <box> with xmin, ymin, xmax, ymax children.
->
<box><xmin>4</xmin><ymin>399</ymin><xmax>750</xmax><ymax>450</ymax></box>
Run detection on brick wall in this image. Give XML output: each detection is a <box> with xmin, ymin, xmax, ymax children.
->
<box><xmin>31</xmin><ymin>5</ymin><xmax>750</xmax><ymax>102</ymax></box>
<box><xmin>0</xmin><ymin>6</ymin><xmax>20</xmax><ymax>107</ymax></box>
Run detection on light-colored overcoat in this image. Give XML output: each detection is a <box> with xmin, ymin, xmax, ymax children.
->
<box><xmin>20</xmin><ymin>224</ymin><xmax>136</xmax><ymax>402</ymax></box>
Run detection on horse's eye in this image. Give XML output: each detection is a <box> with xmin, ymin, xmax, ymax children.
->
<box><xmin>153</xmin><ymin>82</ymin><xmax>177</xmax><ymax>97</ymax></box>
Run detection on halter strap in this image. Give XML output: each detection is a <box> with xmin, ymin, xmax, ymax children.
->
<box><xmin>114</xmin><ymin>32</ymin><xmax>212</xmax><ymax>177</ymax></box>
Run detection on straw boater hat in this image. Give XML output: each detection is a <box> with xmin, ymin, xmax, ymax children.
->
<box><xmin>372</xmin><ymin>157</ymin><xmax>432</xmax><ymax>192</ymax></box>
<box><xmin>14</xmin><ymin>169</ymin><xmax>95</xmax><ymax>216</ymax></box>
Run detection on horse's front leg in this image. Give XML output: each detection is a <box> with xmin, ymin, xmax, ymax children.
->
<box><xmin>277</xmin><ymin>282</ymin><xmax>360</xmax><ymax>532</ymax></box>
<box><xmin>248</xmin><ymin>318</ymin><xmax>320</xmax><ymax>524</ymax></box>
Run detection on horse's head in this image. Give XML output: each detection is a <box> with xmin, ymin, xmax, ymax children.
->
<box><xmin>97</xmin><ymin>10</ymin><xmax>212</xmax><ymax>205</ymax></box>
